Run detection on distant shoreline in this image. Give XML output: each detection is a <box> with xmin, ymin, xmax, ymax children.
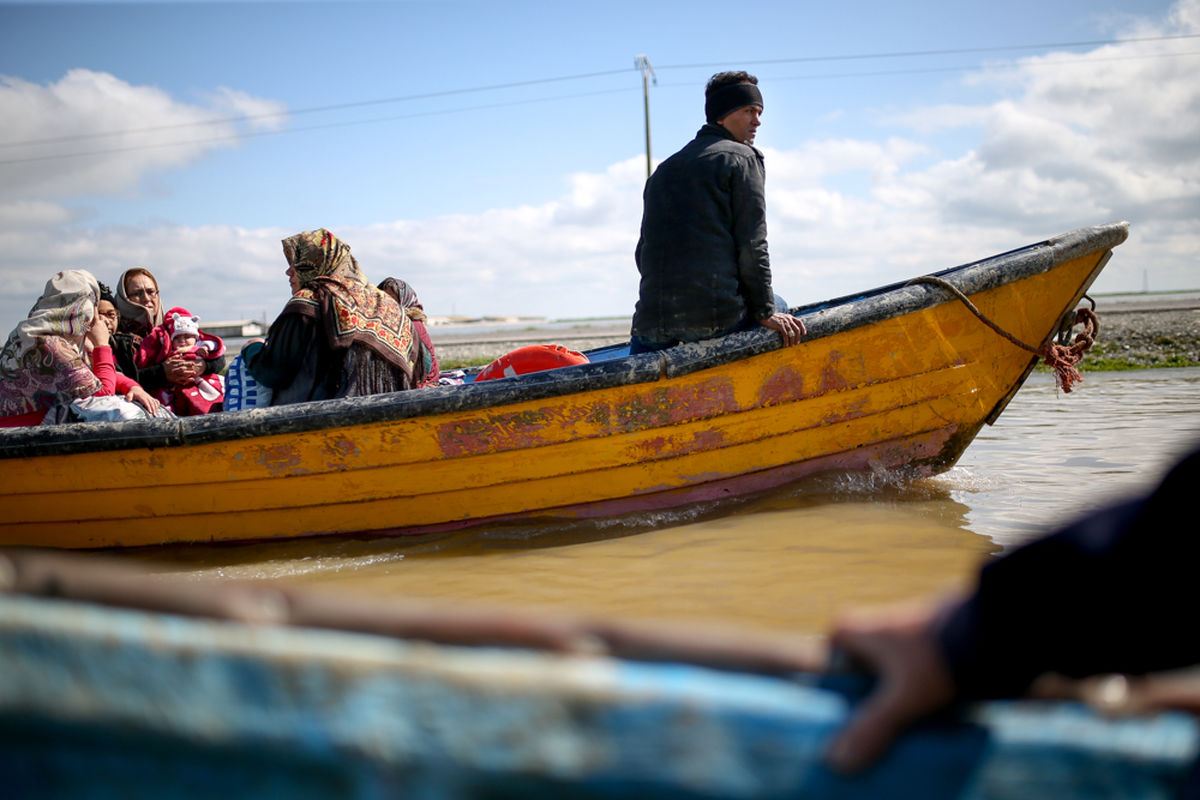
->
<box><xmin>1079</xmin><ymin>301</ymin><xmax>1200</xmax><ymax>370</ymax></box>
<box><xmin>431</xmin><ymin>292</ymin><xmax>1200</xmax><ymax>370</ymax></box>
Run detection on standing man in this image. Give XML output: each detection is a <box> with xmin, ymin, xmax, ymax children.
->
<box><xmin>630</xmin><ymin>71</ymin><xmax>804</xmax><ymax>354</ymax></box>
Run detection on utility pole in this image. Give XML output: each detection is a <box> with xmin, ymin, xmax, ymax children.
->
<box><xmin>635</xmin><ymin>55</ymin><xmax>656</xmax><ymax>179</ymax></box>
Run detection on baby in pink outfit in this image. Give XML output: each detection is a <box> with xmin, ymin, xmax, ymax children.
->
<box><xmin>135</xmin><ymin>307</ymin><xmax>226</xmax><ymax>415</ymax></box>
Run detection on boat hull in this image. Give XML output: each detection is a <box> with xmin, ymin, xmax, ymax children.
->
<box><xmin>1</xmin><ymin>565</ymin><xmax>1194</xmax><ymax>800</ymax></box>
<box><xmin>0</xmin><ymin>224</ymin><xmax>1128</xmax><ymax>548</ymax></box>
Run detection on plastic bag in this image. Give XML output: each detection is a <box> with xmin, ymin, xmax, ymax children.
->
<box><xmin>42</xmin><ymin>395</ymin><xmax>176</xmax><ymax>425</ymax></box>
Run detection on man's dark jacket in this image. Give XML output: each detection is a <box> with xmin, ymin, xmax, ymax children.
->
<box><xmin>937</xmin><ymin>444</ymin><xmax>1200</xmax><ymax>699</ymax></box>
<box><xmin>631</xmin><ymin>123</ymin><xmax>775</xmax><ymax>344</ymax></box>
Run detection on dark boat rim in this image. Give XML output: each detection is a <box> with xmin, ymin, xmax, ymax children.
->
<box><xmin>0</xmin><ymin>222</ymin><xmax>1129</xmax><ymax>459</ymax></box>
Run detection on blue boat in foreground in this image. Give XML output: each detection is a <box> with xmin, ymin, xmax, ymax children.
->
<box><xmin>0</xmin><ymin>550</ymin><xmax>1195</xmax><ymax>799</ymax></box>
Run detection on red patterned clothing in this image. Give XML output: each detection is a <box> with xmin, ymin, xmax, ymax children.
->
<box><xmin>287</xmin><ymin>278</ymin><xmax>417</xmax><ymax>380</ymax></box>
<box><xmin>0</xmin><ymin>345</ymin><xmax>117</xmax><ymax>427</ymax></box>
<box><xmin>379</xmin><ymin>277</ymin><xmax>439</xmax><ymax>388</ymax></box>
<box><xmin>0</xmin><ymin>270</ymin><xmax>110</xmax><ymax>426</ymax></box>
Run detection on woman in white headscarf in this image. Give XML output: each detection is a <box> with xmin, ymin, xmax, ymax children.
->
<box><xmin>114</xmin><ymin>266</ymin><xmax>165</xmax><ymax>340</ymax></box>
<box><xmin>0</xmin><ymin>270</ymin><xmax>118</xmax><ymax>427</ymax></box>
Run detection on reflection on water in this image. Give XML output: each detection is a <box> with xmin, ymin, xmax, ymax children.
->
<box><xmin>935</xmin><ymin>367</ymin><xmax>1200</xmax><ymax>547</ymax></box>
<box><xmin>131</xmin><ymin>368</ymin><xmax>1200</xmax><ymax>637</ymax></box>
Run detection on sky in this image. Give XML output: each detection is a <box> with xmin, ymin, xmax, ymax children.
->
<box><xmin>0</xmin><ymin>0</ymin><xmax>1197</xmax><ymax>336</ymax></box>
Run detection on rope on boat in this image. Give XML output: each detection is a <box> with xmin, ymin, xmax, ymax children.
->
<box><xmin>905</xmin><ymin>276</ymin><xmax>1100</xmax><ymax>393</ymax></box>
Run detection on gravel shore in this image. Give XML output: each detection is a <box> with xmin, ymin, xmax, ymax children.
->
<box><xmin>1079</xmin><ymin>299</ymin><xmax>1200</xmax><ymax>370</ymax></box>
<box><xmin>431</xmin><ymin>324</ymin><xmax>629</xmax><ymax>367</ymax></box>
<box><xmin>431</xmin><ymin>296</ymin><xmax>1200</xmax><ymax>371</ymax></box>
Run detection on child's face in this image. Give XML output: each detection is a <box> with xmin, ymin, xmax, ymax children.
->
<box><xmin>173</xmin><ymin>333</ymin><xmax>197</xmax><ymax>350</ymax></box>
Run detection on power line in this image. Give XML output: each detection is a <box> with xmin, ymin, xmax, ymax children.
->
<box><xmin>0</xmin><ymin>67</ymin><xmax>634</xmax><ymax>150</ymax></box>
<box><xmin>0</xmin><ymin>87</ymin><xmax>638</xmax><ymax>166</ymax></box>
<box><xmin>655</xmin><ymin>32</ymin><xmax>1200</xmax><ymax>70</ymax></box>
<box><xmin>763</xmin><ymin>49</ymin><xmax>1200</xmax><ymax>84</ymax></box>
<box><xmin>1</xmin><ymin>32</ymin><xmax>1196</xmax><ymax>164</ymax></box>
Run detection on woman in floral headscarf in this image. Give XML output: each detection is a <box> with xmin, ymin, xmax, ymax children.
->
<box><xmin>0</xmin><ymin>270</ymin><xmax>119</xmax><ymax>426</ymax></box>
<box><xmin>244</xmin><ymin>229</ymin><xmax>422</xmax><ymax>406</ymax></box>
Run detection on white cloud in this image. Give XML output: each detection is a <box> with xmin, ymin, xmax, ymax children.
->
<box><xmin>0</xmin><ymin>69</ymin><xmax>288</xmax><ymax>201</ymax></box>
<box><xmin>2</xmin><ymin>1</ymin><xmax>1198</xmax><ymax>338</ymax></box>
<box><xmin>887</xmin><ymin>104</ymin><xmax>993</xmax><ymax>134</ymax></box>
<box><xmin>892</xmin><ymin>3</ymin><xmax>1200</xmax><ymax>237</ymax></box>
<box><xmin>800</xmin><ymin>0</ymin><xmax>1200</xmax><ymax>293</ymax></box>
<box><xmin>353</xmin><ymin>158</ymin><xmax>646</xmax><ymax>318</ymax></box>
<box><xmin>200</xmin><ymin>87</ymin><xmax>289</xmax><ymax>132</ymax></box>
<box><xmin>0</xmin><ymin>157</ymin><xmax>650</xmax><ymax>334</ymax></box>
<box><xmin>0</xmin><ymin>200</ymin><xmax>79</xmax><ymax>228</ymax></box>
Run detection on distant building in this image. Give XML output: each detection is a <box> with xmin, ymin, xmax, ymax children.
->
<box><xmin>202</xmin><ymin>320</ymin><xmax>266</xmax><ymax>339</ymax></box>
<box><xmin>427</xmin><ymin>315</ymin><xmax>547</xmax><ymax>327</ymax></box>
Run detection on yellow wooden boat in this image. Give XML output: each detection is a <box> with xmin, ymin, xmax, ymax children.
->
<box><xmin>0</xmin><ymin>223</ymin><xmax>1128</xmax><ymax>549</ymax></box>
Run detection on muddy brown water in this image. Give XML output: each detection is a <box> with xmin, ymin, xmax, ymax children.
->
<box><xmin>130</xmin><ymin>367</ymin><xmax>1200</xmax><ymax>639</ymax></box>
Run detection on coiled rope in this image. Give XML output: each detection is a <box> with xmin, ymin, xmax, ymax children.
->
<box><xmin>905</xmin><ymin>276</ymin><xmax>1100</xmax><ymax>393</ymax></box>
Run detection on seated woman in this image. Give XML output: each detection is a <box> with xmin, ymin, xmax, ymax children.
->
<box><xmin>0</xmin><ymin>270</ymin><xmax>120</xmax><ymax>427</ymax></box>
<box><xmin>136</xmin><ymin>307</ymin><xmax>225</xmax><ymax>416</ymax></box>
<box><xmin>114</xmin><ymin>266</ymin><xmax>225</xmax><ymax>395</ymax></box>
<box><xmin>379</xmin><ymin>277</ymin><xmax>440</xmax><ymax>388</ymax></box>
<box><xmin>244</xmin><ymin>229</ymin><xmax>423</xmax><ymax>405</ymax></box>
<box><xmin>97</xmin><ymin>283</ymin><xmax>161</xmax><ymax>415</ymax></box>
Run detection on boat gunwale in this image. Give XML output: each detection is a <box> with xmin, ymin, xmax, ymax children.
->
<box><xmin>0</xmin><ymin>222</ymin><xmax>1129</xmax><ymax>460</ymax></box>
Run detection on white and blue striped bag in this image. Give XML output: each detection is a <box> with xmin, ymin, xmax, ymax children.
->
<box><xmin>223</xmin><ymin>349</ymin><xmax>272</xmax><ymax>411</ymax></box>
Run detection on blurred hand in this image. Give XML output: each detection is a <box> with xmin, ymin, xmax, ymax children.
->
<box><xmin>86</xmin><ymin>313</ymin><xmax>111</xmax><ymax>350</ymax></box>
<box><xmin>825</xmin><ymin>596</ymin><xmax>961</xmax><ymax>774</ymax></box>
<box><xmin>760</xmin><ymin>312</ymin><xmax>805</xmax><ymax>346</ymax></box>
<box><xmin>125</xmin><ymin>385</ymin><xmax>161</xmax><ymax>416</ymax></box>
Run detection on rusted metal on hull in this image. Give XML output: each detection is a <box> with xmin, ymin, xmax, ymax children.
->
<box><xmin>756</xmin><ymin>363</ymin><xmax>806</xmax><ymax>407</ymax></box>
<box><xmin>0</xmin><ymin>224</ymin><xmax>1129</xmax><ymax>548</ymax></box>
<box><xmin>435</xmin><ymin>376</ymin><xmax>739</xmax><ymax>458</ymax></box>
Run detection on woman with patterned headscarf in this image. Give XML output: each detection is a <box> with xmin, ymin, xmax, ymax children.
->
<box><xmin>244</xmin><ymin>229</ymin><xmax>422</xmax><ymax>405</ymax></box>
<box><xmin>0</xmin><ymin>270</ymin><xmax>120</xmax><ymax>426</ymax></box>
